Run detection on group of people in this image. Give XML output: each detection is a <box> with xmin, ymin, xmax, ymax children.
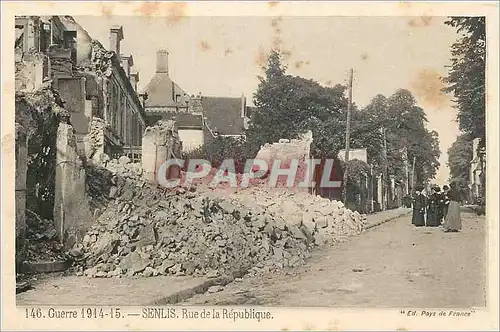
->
<box><xmin>411</xmin><ymin>182</ymin><xmax>462</xmax><ymax>232</ymax></box>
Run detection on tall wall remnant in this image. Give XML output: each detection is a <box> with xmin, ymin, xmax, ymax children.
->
<box><xmin>15</xmin><ymin>124</ymin><xmax>29</xmax><ymax>265</ymax></box>
<box><xmin>54</xmin><ymin>116</ymin><xmax>92</xmax><ymax>248</ymax></box>
<box><xmin>142</xmin><ymin>120</ymin><xmax>182</xmax><ymax>183</ymax></box>
<box><xmin>16</xmin><ymin>85</ymin><xmax>94</xmax><ymax>251</ymax></box>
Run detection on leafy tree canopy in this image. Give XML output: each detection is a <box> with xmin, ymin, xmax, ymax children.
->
<box><xmin>248</xmin><ymin>50</ymin><xmax>440</xmax><ymax>185</ymax></box>
<box><xmin>443</xmin><ymin>17</ymin><xmax>486</xmax><ymax>144</ymax></box>
<box><xmin>248</xmin><ymin>49</ymin><xmax>348</xmax><ymax>157</ymax></box>
<box><xmin>448</xmin><ymin>133</ymin><xmax>473</xmax><ymax>183</ymax></box>
<box><xmin>362</xmin><ymin>89</ymin><xmax>440</xmax><ymax>184</ymax></box>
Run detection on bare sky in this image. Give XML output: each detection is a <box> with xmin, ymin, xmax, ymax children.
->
<box><xmin>76</xmin><ymin>15</ymin><xmax>461</xmax><ymax>185</ymax></box>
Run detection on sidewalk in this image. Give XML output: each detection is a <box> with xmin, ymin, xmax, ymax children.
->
<box><xmin>364</xmin><ymin>207</ymin><xmax>412</xmax><ymax>230</ymax></box>
<box><xmin>16</xmin><ymin>275</ymin><xmax>210</xmax><ymax>306</ymax></box>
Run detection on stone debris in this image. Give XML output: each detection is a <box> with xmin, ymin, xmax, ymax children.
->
<box><xmin>23</xmin><ymin>210</ymin><xmax>68</xmax><ymax>264</ymax></box>
<box><xmin>73</xmin><ymin>158</ymin><xmax>365</xmax><ymax>279</ymax></box>
<box><xmin>207</xmin><ymin>285</ymin><xmax>224</xmax><ymax>293</ymax></box>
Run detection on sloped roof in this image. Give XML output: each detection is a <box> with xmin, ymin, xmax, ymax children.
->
<box><xmin>202</xmin><ymin>96</ymin><xmax>245</xmax><ymax>136</ymax></box>
<box><xmin>143</xmin><ymin>73</ymin><xmax>189</xmax><ymax>108</ymax></box>
<box><xmin>162</xmin><ymin>112</ymin><xmax>203</xmax><ymax>129</ymax></box>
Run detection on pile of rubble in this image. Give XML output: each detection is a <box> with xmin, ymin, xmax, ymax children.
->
<box><xmin>23</xmin><ymin>210</ymin><xmax>68</xmax><ymax>264</ymax></box>
<box><xmin>230</xmin><ymin>188</ymin><xmax>365</xmax><ymax>246</ymax></box>
<box><xmin>72</xmin><ymin>157</ymin><xmax>365</xmax><ymax>279</ymax></box>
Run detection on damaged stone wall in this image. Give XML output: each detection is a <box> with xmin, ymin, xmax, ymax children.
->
<box><xmin>87</xmin><ymin>117</ymin><xmax>107</xmax><ymax>162</ymax></box>
<box><xmin>48</xmin><ymin>46</ymin><xmax>74</xmax><ymax>79</ymax></box>
<box><xmin>254</xmin><ymin>131</ymin><xmax>313</xmax><ymax>192</ymax></box>
<box><xmin>15</xmin><ymin>124</ymin><xmax>29</xmax><ymax>267</ymax></box>
<box><xmin>16</xmin><ymin>87</ymin><xmax>62</xmax><ymax>221</ymax></box>
<box><xmin>54</xmin><ymin>119</ymin><xmax>93</xmax><ymax>248</ymax></box>
<box><xmin>55</xmin><ymin>76</ymin><xmax>92</xmax><ymax>141</ymax></box>
<box><xmin>15</xmin><ymin>87</ymin><xmax>62</xmax><ymax>266</ymax></box>
<box><xmin>16</xmin><ymin>86</ymin><xmax>93</xmax><ymax>254</ymax></box>
<box><xmin>59</xmin><ymin>16</ymin><xmax>93</xmax><ymax>67</ymax></box>
<box><xmin>142</xmin><ymin>120</ymin><xmax>183</xmax><ymax>183</ymax></box>
<box><xmin>15</xmin><ymin>52</ymin><xmax>48</xmax><ymax>92</ymax></box>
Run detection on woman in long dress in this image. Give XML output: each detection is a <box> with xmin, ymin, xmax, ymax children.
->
<box><xmin>426</xmin><ymin>186</ymin><xmax>441</xmax><ymax>227</ymax></box>
<box><xmin>412</xmin><ymin>188</ymin><xmax>426</xmax><ymax>227</ymax></box>
<box><xmin>442</xmin><ymin>185</ymin><xmax>450</xmax><ymax>220</ymax></box>
<box><xmin>443</xmin><ymin>182</ymin><xmax>462</xmax><ymax>232</ymax></box>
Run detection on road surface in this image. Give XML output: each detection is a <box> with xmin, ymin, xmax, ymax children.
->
<box><xmin>182</xmin><ymin>209</ymin><xmax>486</xmax><ymax>307</ymax></box>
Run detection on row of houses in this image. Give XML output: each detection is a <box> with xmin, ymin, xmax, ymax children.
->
<box><xmin>15</xmin><ymin>15</ymin><xmax>253</xmax><ymax>162</ymax></box>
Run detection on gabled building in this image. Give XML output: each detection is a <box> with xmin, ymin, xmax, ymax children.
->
<box><xmin>202</xmin><ymin>95</ymin><xmax>247</xmax><ymax>139</ymax></box>
<box><xmin>143</xmin><ymin>50</ymin><xmax>190</xmax><ymax>125</ymax></box>
<box><xmin>141</xmin><ymin>49</ymin><xmax>251</xmax><ymax>153</ymax></box>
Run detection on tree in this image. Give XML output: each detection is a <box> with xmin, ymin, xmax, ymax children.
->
<box><xmin>248</xmin><ymin>49</ymin><xmax>348</xmax><ymax>157</ymax></box>
<box><xmin>447</xmin><ymin>133</ymin><xmax>473</xmax><ymax>198</ymax></box>
<box><xmin>352</xmin><ymin>95</ymin><xmax>386</xmax><ymax>169</ymax></box>
<box><xmin>264</xmin><ymin>49</ymin><xmax>286</xmax><ymax>80</ymax></box>
<box><xmin>183</xmin><ymin>136</ymin><xmax>248</xmax><ymax>173</ymax></box>
<box><xmin>386</xmin><ymin>90</ymin><xmax>440</xmax><ymax>183</ymax></box>
<box><xmin>442</xmin><ymin>17</ymin><xmax>486</xmax><ymax>144</ymax></box>
<box><xmin>362</xmin><ymin>90</ymin><xmax>441</xmax><ymax>184</ymax></box>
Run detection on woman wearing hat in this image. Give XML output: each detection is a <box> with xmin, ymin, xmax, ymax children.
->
<box><xmin>411</xmin><ymin>186</ymin><xmax>426</xmax><ymax>227</ymax></box>
<box><xmin>426</xmin><ymin>185</ymin><xmax>442</xmax><ymax>227</ymax></box>
<box><xmin>442</xmin><ymin>182</ymin><xmax>462</xmax><ymax>232</ymax></box>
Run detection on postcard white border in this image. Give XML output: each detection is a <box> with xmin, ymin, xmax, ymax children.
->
<box><xmin>2</xmin><ymin>1</ymin><xmax>498</xmax><ymax>330</ymax></box>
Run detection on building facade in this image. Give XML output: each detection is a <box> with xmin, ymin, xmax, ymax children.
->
<box><xmin>142</xmin><ymin>49</ymin><xmax>250</xmax><ymax>153</ymax></box>
<box><xmin>15</xmin><ymin>16</ymin><xmax>146</xmax><ymax>160</ymax></box>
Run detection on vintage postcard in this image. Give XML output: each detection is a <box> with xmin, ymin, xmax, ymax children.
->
<box><xmin>2</xmin><ymin>1</ymin><xmax>499</xmax><ymax>331</ymax></box>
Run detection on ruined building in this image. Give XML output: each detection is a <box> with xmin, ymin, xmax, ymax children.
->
<box><xmin>142</xmin><ymin>49</ymin><xmax>252</xmax><ymax>152</ymax></box>
<box><xmin>14</xmin><ymin>15</ymin><xmax>149</xmax><ymax>257</ymax></box>
<box><xmin>15</xmin><ymin>16</ymin><xmax>147</xmax><ymax>162</ymax></box>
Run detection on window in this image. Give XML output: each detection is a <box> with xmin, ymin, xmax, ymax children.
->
<box><xmin>176</xmin><ymin>94</ymin><xmax>181</xmax><ymax>103</ymax></box>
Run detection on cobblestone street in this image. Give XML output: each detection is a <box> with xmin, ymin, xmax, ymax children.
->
<box><xmin>182</xmin><ymin>209</ymin><xmax>486</xmax><ymax>307</ymax></box>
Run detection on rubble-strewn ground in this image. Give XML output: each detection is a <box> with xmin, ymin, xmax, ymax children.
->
<box><xmin>16</xmin><ymin>213</ymin><xmax>69</xmax><ymax>289</ymax></box>
<box><xmin>17</xmin><ymin>209</ymin><xmax>484</xmax><ymax>307</ymax></box>
<box><xmin>181</xmin><ymin>209</ymin><xmax>486</xmax><ymax>307</ymax></box>
<box><xmin>23</xmin><ymin>211</ymin><xmax>68</xmax><ymax>264</ymax></box>
<box><xmin>69</xmin><ymin>158</ymin><xmax>365</xmax><ymax>279</ymax></box>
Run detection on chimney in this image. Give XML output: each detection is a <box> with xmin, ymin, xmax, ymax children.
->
<box><xmin>241</xmin><ymin>94</ymin><xmax>246</xmax><ymax>118</ymax></box>
<box><xmin>121</xmin><ymin>54</ymin><xmax>134</xmax><ymax>77</ymax></box>
<box><xmin>156</xmin><ymin>49</ymin><xmax>169</xmax><ymax>74</ymax></box>
<box><xmin>109</xmin><ymin>25</ymin><xmax>123</xmax><ymax>55</ymax></box>
<box><xmin>130</xmin><ymin>71</ymin><xmax>139</xmax><ymax>92</ymax></box>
